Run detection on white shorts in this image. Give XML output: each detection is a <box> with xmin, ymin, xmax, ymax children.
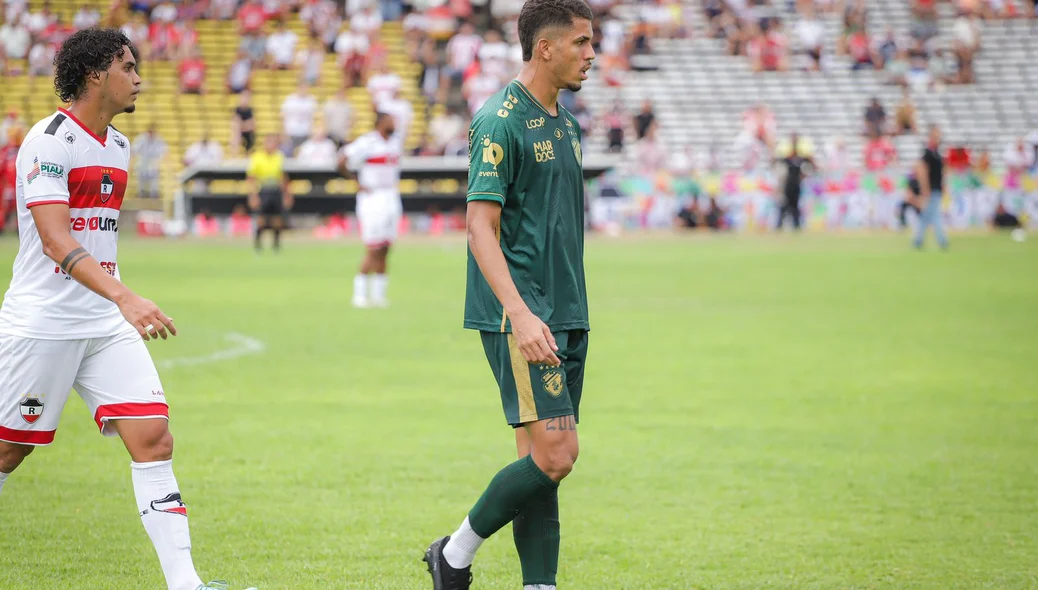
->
<box><xmin>0</xmin><ymin>329</ymin><xmax>168</xmax><ymax>446</ymax></box>
<box><xmin>357</xmin><ymin>190</ymin><xmax>402</xmax><ymax>247</ymax></box>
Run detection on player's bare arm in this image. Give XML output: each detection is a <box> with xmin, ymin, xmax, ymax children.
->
<box><xmin>466</xmin><ymin>200</ymin><xmax>560</xmax><ymax>366</ymax></box>
<box><xmin>246</xmin><ymin>174</ymin><xmax>260</xmax><ymax>211</ymax></box>
<box><xmin>281</xmin><ymin>171</ymin><xmax>293</xmax><ymax>209</ymax></box>
<box><xmin>31</xmin><ymin>202</ymin><xmax>175</xmax><ymax>341</ymax></box>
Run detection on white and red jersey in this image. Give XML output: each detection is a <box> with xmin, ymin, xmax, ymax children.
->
<box><xmin>0</xmin><ymin>109</ymin><xmax>131</xmax><ymax>339</ymax></box>
<box><xmin>341</xmin><ymin>131</ymin><xmax>403</xmax><ymax>193</ymax></box>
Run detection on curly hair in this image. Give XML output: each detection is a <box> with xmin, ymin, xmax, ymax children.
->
<box><xmin>518</xmin><ymin>0</ymin><xmax>594</xmax><ymax>62</ymax></box>
<box><xmin>53</xmin><ymin>28</ymin><xmax>138</xmax><ymax>104</ymax></box>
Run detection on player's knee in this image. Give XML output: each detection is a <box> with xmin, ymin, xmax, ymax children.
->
<box><xmin>0</xmin><ymin>442</ymin><xmax>34</xmax><ymax>473</ymax></box>
<box><xmin>538</xmin><ymin>443</ymin><xmax>578</xmax><ymax>482</ymax></box>
<box><xmin>133</xmin><ymin>427</ymin><xmax>174</xmax><ymax>462</ymax></box>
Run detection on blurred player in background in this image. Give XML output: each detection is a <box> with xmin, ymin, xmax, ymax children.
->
<box><xmin>913</xmin><ymin>126</ymin><xmax>950</xmax><ymax>250</ymax></box>
<box><xmin>423</xmin><ymin>0</ymin><xmax>595</xmax><ymax>588</ymax></box>
<box><xmin>0</xmin><ymin>127</ymin><xmax>21</xmax><ymax>234</ymax></box>
<box><xmin>246</xmin><ymin>133</ymin><xmax>292</xmax><ymax>253</ymax></box>
<box><xmin>339</xmin><ymin>112</ymin><xmax>403</xmax><ymax>308</ymax></box>
<box><xmin>0</xmin><ymin>29</ymin><xmax>253</xmax><ymax>590</ymax></box>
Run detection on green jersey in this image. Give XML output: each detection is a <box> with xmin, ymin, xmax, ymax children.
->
<box><xmin>463</xmin><ymin>80</ymin><xmax>590</xmax><ymax>333</ymax></box>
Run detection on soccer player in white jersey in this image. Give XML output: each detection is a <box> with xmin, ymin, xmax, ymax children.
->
<box><xmin>0</xmin><ymin>29</ymin><xmax>254</xmax><ymax>590</ymax></box>
<box><xmin>339</xmin><ymin>112</ymin><xmax>404</xmax><ymax>308</ymax></box>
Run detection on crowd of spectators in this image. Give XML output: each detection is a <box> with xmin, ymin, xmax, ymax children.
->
<box><xmin>704</xmin><ymin>0</ymin><xmax>1032</xmax><ymax>86</ymax></box>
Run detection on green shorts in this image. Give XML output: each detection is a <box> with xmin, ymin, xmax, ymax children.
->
<box><xmin>479</xmin><ymin>329</ymin><xmax>589</xmax><ymax>427</ymax></box>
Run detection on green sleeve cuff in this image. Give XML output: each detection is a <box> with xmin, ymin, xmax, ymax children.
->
<box><xmin>466</xmin><ymin>192</ymin><xmax>505</xmax><ymax>205</ymax></box>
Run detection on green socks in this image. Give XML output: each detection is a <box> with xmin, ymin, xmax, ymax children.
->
<box><xmin>513</xmin><ymin>486</ymin><xmax>560</xmax><ymax>586</ymax></box>
<box><xmin>468</xmin><ymin>455</ymin><xmax>559</xmax><ymax>539</ymax></box>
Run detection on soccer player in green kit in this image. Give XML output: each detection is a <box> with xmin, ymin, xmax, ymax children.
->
<box><xmin>423</xmin><ymin>0</ymin><xmax>595</xmax><ymax>589</ymax></box>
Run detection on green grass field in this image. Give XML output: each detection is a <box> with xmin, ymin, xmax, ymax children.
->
<box><xmin>0</xmin><ymin>232</ymin><xmax>1035</xmax><ymax>590</ymax></box>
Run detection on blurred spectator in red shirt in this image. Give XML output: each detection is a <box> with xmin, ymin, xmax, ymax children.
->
<box><xmin>863</xmin><ymin>131</ymin><xmax>897</xmax><ymax>171</ymax></box>
<box><xmin>178</xmin><ymin>47</ymin><xmax>207</xmax><ymax>95</ymax></box>
<box><xmin>946</xmin><ymin>143</ymin><xmax>972</xmax><ymax>171</ymax></box>
<box><xmin>238</xmin><ymin>0</ymin><xmax>269</xmax><ymax>63</ymax></box>
<box><xmin>847</xmin><ymin>28</ymin><xmax>875</xmax><ymax>70</ymax></box>
<box><xmin>334</xmin><ymin>23</ymin><xmax>368</xmax><ymax>87</ymax></box>
<box><xmin>749</xmin><ymin>19</ymin><xmax>789</xmax><ymax>72</ymax></box>
<box><xmin>742</xmin><ymin>102</ymin><xmax>776</xmax><ymax>147</ymax></box>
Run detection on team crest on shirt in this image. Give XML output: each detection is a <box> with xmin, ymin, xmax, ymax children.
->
<box><xmin>19</xmin><ymin>397</ymin><xmax>44</xmax><ymax>424</ymax></box>
<box><xmin>99</xmin><ymin>172</ymin><xmax>115</xmax><ymax>202</ymax></box>
<box><xmin>64</xmin><ymin>131</ymin><xmax>76</xmax><ymax>145</ymax></box>
<box><xmin>542</xmin><ymin>370</ymin><xmax>564</xmax><ymax>398</ymax></box>
<box><xmin>554</xmin><ymin>128</ymin><xmax>564</xmax><ymax>140</ymax></box>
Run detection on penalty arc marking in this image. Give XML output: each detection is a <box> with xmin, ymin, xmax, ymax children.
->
<box><xmin>155</xmin><ymin>332</ymin><xmax>266</xmax><ymax>370</ymax></box>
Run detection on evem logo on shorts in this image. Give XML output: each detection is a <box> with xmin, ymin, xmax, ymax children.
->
<box><xmin>70</xmin><ymin>216</ymin><xmax>118</xmax><ymax>232</ymax></box>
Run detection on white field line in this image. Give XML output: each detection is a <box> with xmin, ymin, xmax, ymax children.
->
<box><xmin>156</xmin><ymin>332</ymin><xmax>266</xmax><ymax>370</ymax></box>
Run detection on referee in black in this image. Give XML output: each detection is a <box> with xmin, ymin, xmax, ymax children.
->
<box><xmin>776</xmin><ymin>132</ymin><xmax>815</xmax><ymax>231</ymax></box>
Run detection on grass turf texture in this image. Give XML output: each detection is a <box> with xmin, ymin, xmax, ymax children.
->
<box><xmin>0</xmin><ymin>233</ymin><xmax>1035</xmax><ymax>590</ymax></box>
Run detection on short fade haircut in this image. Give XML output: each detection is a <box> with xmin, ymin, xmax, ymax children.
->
<box><xmin>518</xmin><ymin>0</ymin><xmax>594</xmax><ymax>62</ymax></box>
<box><xmin>54</xmin><ymin>28</ymin><xmax>137</xmax><ymax>103</ymax></box>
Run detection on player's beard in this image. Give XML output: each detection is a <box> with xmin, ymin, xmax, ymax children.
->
<box><xmin>123</xmin><ymin>104</ymin><xmax>136</xmax><ymax>114</ymax></box>
<box><xmin>566</xmin><ymin>82</ymin><xmax>583</xmax><ymax>92</ymax></box>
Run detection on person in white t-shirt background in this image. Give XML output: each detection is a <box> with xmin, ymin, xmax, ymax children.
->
<box><xmin>281</xmin><ymin>83</ymin><xmax>318</xmax><ymax>154</ymax></box>
<box><xmin>266</xmin><ymin>18</ymin><xmax>299</xmax><ymax>70</ymax></box>
<box><xmin>0</xmin><ymin>28</ymin><xmax>255</xmax><ymax>590</ymax></box>
<box><xmin>339</xmin><ymin>112</ymin><xmax>403</xmax><ymax>309</ymax></box>
<box><xmin>296</xmin><ymin>123</ymin><xmax>339</xmax><ymax>166</ymax></box>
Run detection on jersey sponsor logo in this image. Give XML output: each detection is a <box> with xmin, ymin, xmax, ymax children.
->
<box><xmin>554</xmin><ymin>128</ymin><xmax>564</xmax><ymax>140</ymax></box>
<box><xmin>19</xmin><ymin>397</ymin><xmax>44</xmax><ymax>424</ymax></box>
<box><xmin>64</xmin><ymin>131</ymin><xmax>76</xmax><ymax>144</ymax></box>
<box><xmin>54</xmin><ymin>260</ymin><xmax>116</xmax><ymax>279</ymax></box>
<box><xmin>481</xmin><ymin>136</ymin><xmax>505</xmax><ymax>168</ymax></box>
<box><xmin>113</xmin><ymin>136</ymin><xmax>126</xmax><ymax>148</ymax></box>
<box><xmin>571</xmin><ymin>139</ymin><xmax>582</xmax><ymax>166</ymax></box>
<box><xmin>147</xmin><ymin>492</ymin><xmax>188</xmax><ymax>517</ymax></box>
<box><xmin>26</xmin><ymin>156</ymin><xmax>41</xmax><ymax>184</ymax></box>
<box><xmin>41</xmin><ymin>160</ymin><xmax>65</xmax><ymax>177</ymax></box>
<box><xmin>541</xmin><ymin>370</ymin><xmax>564</xmax><ymax>398</ymax></box>
<box><xmin>533</xmin><ymin>140</ymin><xmax>555</xmax><ymax>163</ymax></box>
<box><xmin>565</xmin><ymin>118</ymin><xmax>573</xmax><ymax>128</ymax></box>
<box><xmin>526</xmin><ymin>117</ymin><xmax>545</xmax><ymax>129</ymax></box>
<box><xmin>70</xmin><ymin>215</ymin><xmax>118</xmax><ymax>233</ymax></box>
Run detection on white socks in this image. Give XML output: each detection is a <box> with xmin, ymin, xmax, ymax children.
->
<box><xmin>131</xmin><ymin>460</ymin><xmax>203</xmax><ymax>590</ymax></box>
<box><xmin>525</xmin><ymin>586</ymin><xmax>557</xmax><ymax>590</ymax></box>
<box><xmin>371</xmin><ymin>274</ymin><xmax>388</xmax><ymax>304</ymax></box>
<box><xmin>0</xmin><ymin>470</ymin><xmax>8</xmax><ymax>495</ymax></box>
<box><xmin>443</xmin><ymin>516</ymin><xmax>485</xmax><ymax>569</ymax></box>
<box><xmin>353</xmin><ymin>274</ymin><xmax>369</xmax><ymax>305</ymax></box>
<box><xmin>354</xmin><ymin>273</ymin><xmax>389</xmax><ymax>306</ymax></box>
